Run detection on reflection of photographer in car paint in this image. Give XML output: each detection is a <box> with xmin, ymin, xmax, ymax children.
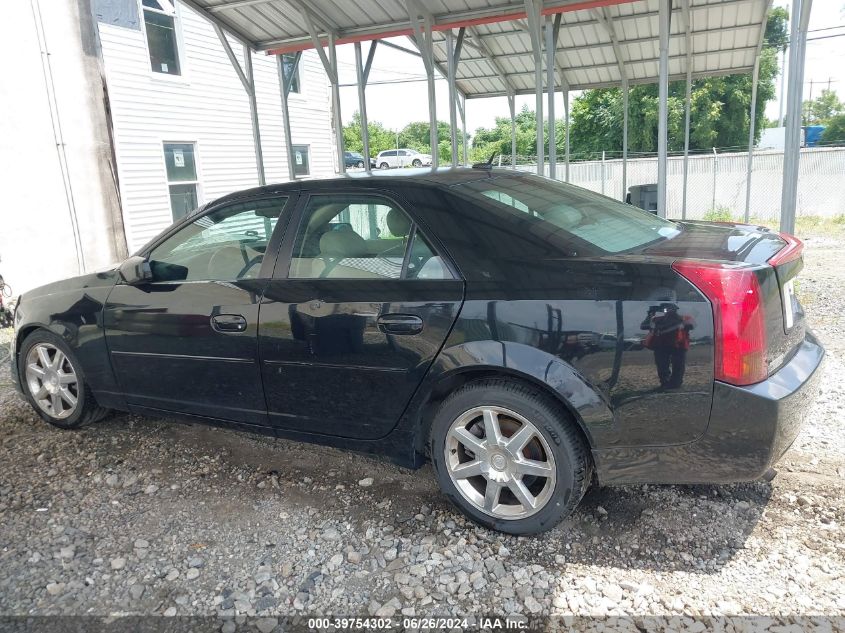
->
<box><xmin>641</xmin><ymin>303</ymin><xmax>695</xmax><ymax>389</ymax></box>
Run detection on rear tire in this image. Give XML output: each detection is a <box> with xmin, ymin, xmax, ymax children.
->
<box><xmin>18</xmin><ymin>330</ymin><xmax>109</xmax><ymax>429</ymax></box>
<box><xmin>429</xmin><ymin>379</ymin><xmax>591</xmax><ymax>535</ymax></box>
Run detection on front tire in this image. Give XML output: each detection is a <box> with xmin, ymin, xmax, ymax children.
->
<box><xmin>379</xmin><ymin>162</ymin><xmax>389</xmax><ymax>170</ymax></box>
<box><xmin>18</xmin><ymin>330</ymin><xmax>108</xmax><ymax>429</ymax></box>
<box><xmin>430</xmin><ymin>379</ymin><xmax>591</xmax><ymax>535</ymax></box>
<box><xmin>356</xmin><ymin>161</ymin><xmax>364</xmax><ymax>168</ymax></box>
<box><xmin>412</xmin><ymin>159</ymin><xmax>422</xmax><ymax>167</ymax></box>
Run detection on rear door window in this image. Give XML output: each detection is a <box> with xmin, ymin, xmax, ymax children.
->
<box><xmin>287</xmin><ymin>194</ymin><xmax>452</xmax><ymax>280</ymax></box>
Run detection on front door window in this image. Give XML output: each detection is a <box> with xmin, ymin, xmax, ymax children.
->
<box><xmin>148</xmin><ymin>198</ymin><xmax>286</xmax><ymax>282</ymax></box>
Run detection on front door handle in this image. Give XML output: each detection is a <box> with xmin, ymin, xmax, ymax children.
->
<box><xmin>211</xmin><ymin>314</ymin><xmax>247</xmax><ymax>333</ymax></box>
<box><xmin>377</xmin><ymin>314</ymin><xmax>423</xmax><ymax>335</ymax></box>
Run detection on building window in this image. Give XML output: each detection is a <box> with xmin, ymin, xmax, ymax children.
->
<box><xmin>281</xmin><ymin>53</ymin><xmax>300</xmax><ymax>93</ymax></box>
<box><xmin>292</xmin><ymin>145</ymin><xmax>310</xmax><ymax>176</ymax></box>
<box><xmin>143</xmin><ymin>0</ymin><xmax>181</xmax><ymax>75</ymax></box>
<box><xmin>163</xmin><ymin>143</ymin><xmax>198</xmax><ymax>220</ymax></box>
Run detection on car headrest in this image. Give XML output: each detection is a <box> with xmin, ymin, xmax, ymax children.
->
<box><xmin>319</xmin><ymin>228</ymin><xmax>367</xmax><ymax>258</ymax></box>
<box><xmin>386</xmin><ymin>208</ymin><xmax>411</xmax><ymax>238</ymax></box>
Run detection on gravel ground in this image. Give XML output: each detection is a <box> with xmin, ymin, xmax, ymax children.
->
<box><xmin>0</xmin><ymin>234</ymin><xmax>843</xmax><ymax>629</ymax></box>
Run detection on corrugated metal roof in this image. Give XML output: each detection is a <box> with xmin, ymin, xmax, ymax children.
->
<box><xmin>184</xmin><ymin>0</ymin><xmax>770</xmax><ymax>97</ymax></box>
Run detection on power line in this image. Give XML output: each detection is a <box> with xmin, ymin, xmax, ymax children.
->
<box><xmin>806</xmin><ymin>33</ymin><xmax>845</xmax><ymax>42</ymax></box>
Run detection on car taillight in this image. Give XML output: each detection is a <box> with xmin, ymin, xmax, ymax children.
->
<box><xmin>768</xmin><ymin>232</ymin><xmax>803</xmax><ymax>267</ymax></box>
<box><xmin>672</xmin><ymin>260</ymin><xmax>767</xmax><ymax>386</ymax></box>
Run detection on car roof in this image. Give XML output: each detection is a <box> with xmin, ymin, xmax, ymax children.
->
<box><xmin>206</xmin><ymin>167</ymin><xmax>507</xmax><ymax>208</ymax></box>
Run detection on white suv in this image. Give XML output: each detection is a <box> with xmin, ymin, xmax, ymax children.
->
<box><xmin>376</xmin><ymin>148</ymin><xmax>432</xmax><ymax>169</ymax></box>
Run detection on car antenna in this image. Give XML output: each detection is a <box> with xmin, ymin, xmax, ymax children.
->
<box><xmin>472</xmin><ymin>152</ymin><xmax>497</xmax><ymax>169</ymax></box>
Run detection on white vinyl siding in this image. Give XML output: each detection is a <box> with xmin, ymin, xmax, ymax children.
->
<box><xmin>99</xmin><ymin>1</ymin><xmax>335</xmax><ymax>251</ymax></box>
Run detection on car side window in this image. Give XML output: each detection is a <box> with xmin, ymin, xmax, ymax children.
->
<box><xmin>288</xmin><ymin>194</ymin><xmax>452</xmax><ymax>280</ymax></box>
<box><xmin>147</xmin><ymin>197</ymin><xmax>286</xmax><ymax>282</ymax></box>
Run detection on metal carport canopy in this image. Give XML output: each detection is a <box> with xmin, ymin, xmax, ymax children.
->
<box><xmin>183</xmin><ymin>0</ymin><xmax>770</xmax><ymax>95</ymax></box>
<box><xmin>181</xmin><ymin>0</ymin><xmax>809</xmax><ymax>232</ymax></box>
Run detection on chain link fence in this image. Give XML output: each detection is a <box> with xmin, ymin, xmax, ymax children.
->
<box><xmin>510</xmin><ymin>147</ymin><xmax>845</xmax><ymax>222</ymax></box>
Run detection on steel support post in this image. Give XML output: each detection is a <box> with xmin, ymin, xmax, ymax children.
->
<box><xmin>682</xmin><ymin>70</ymin><xmax>691</xmax><ymax>218</ymax></box>
<box><xmin>681</xmin><ymin>0</ymin><xmax>692</xmax><ymax>218</ymax></box>
<box><xmin>508</xmin><ymin>93</ymin><xmax>517</xmax><ymax>169</ymax></box>
<box><xmin>277</xmin><ymin>52</ymin><xmax>301</xmax><ymax>181</ymax></box>
<box><xmin>712</xmin><ymin>147</ymin><xmax>718</xmax><ymax>211</ymax></box>
<box><xmin>592</xmin><ymin>6</ymin><xmax>627</xmax><ymax>197</ymax></box>
<box><xmin>354</xmin><ymin>41</ymin><xmax>372</xmax><ymax>173</ymax></box>
<box><xmin>744</xmin><ymin>56</ymin><xmax>761</xmax><ymax>222</ymax></box>
<box><xmin>215</xmin><ymin>26</ymin><xmax>265</xmax><ymax>185</ymax></box>
<box><xmin>622</xmin><ymin>79</ymin><xmax>629</xmax><ymax>201</ymax></box>
<box><xmin>545</xmin><ymin>17</ymin><xmax>557</xmax><ymax>179</ymax></box>
<box><xmin>461</xmin><ymin>94</ymin><xmax>468</xmax><ymax>165</ymax></box>
<box><xmin>601</xmin><ymin>150</ymin><xmax>606</xmax><ymax>195</ymax></box>
<box><xmin>408</xmin><ymin>3</ymin><xmax>438</xmax><ymax>168</ymax></box>
<box><xmin>328</xmin><ymin>33</ymin><xmax>345</xmax><ymax>174</ymax></box>
<box><xmin>564</xmin><ymin>87</ymin><xmax>570</xmax><ymax>181</ymax></box>
<box><xmin>446</xmin><ymin>29</ymin><xmax>465</xmax><ymax>167</ymax></box>
<box><xmin>525</xmin><ymin>0</ymin><xmax>543</xmax><ymax>176</ymax></box>
<box><xmin>242</xmin><ymin>47</ymin><xmax>265</xmax><ymax>185</ymax></box>
<box><xmin>780</xmin><ymin>0</ymin><xmax>812</xmax><ymax>233</ymax></box>
<box><xmin>296</xmin><ymin>4</ymin><xmax>345</xmax><ymax>174</ymax></box>
<box><xmin>657</xmin><ymin>0</ymin><xmax>671</xmax><ymax>218</ymax></box>
<box><xmin>746</xmin><ymin>0</ymin><xmax>773</xmax><ymax>222</ymax></box>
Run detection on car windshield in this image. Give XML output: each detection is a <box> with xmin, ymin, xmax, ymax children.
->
<box><xmin>408</xmin><ymin>149</ymin><xmax>419</xmax><ymax>155</ymax></box>
<box><xmin>453</xmin><ymin>174</ymin><xmax>680</xmax><ymax>255</ymax></box>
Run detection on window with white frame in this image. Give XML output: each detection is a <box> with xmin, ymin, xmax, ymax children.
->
<box><xmin>292</xmin><ymin>145</ymin><xmax>310</xmax><ymax>176</ymax></box>
<box><xmin>143</xmin><ymin>0</ymin><xmax>181</xmax><ymax>75</ymax></box>
<box><xmin>281</xmin><ymin>54</ymin><xmax>301</xmax><ymax>94</ymax></box>
<box><xmin>163</xmin><ymin>143</ymin><xmax>199</xmax><ymax>220</ymax></box>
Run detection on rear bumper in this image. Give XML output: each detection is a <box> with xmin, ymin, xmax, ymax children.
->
<box><xmin>593</xmin><ymin>331</ymin><xmax>825</xmax><ymax>484</ymax></box>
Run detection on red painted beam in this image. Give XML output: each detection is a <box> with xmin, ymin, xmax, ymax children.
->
<box><xmin>266</xmin><ymin>0</ymin><xmax>639</xmax><ymax>55</ymax></box>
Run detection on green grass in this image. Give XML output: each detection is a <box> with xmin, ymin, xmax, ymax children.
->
<box><xmin>702</xmin><ymin>207</ymin><xmax>737</xmax><ymax>222</ymax></box>
<box><xmin>751</xmin><ymin>214</ymin><xmax>845</xmax><ymax>237</ymax></box>
<box><xmin>697</xmin><ymin>208</ymin><xmax>845</xmax><ymax>237</ymax></box>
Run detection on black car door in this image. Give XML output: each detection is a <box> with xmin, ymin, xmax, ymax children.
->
<box><xmin>103</xmin><ymin>195</ymin><xmax>294</xmax><ymax>425</ymax></box>
<box><xmin>258</xmin><ymin>190</ymin><xmax>464</xmax><ymax>440</ymax></box>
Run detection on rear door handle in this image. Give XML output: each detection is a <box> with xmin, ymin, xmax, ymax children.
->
<box><xmin>377</xmin><ymin>314</ymin><xmax>423</xmax><ymax>335</ymax></box>
<box><xmin>211</xmin><ymin>314</ymin><xmax>247</xmax><ymax>333</ymax></box>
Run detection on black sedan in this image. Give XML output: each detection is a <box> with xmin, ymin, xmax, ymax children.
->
<box><xmin>9</xmin><ymin>169</ymin><xmax>823</xmax><ymax>534</ymax></box>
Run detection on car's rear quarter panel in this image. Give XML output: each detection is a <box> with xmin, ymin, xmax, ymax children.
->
<box><xmin>403</xmin><ymin>185</ymin><xmax>716</xmax><ymax>450</ymax></box>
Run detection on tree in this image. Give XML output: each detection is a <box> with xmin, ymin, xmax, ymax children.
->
<box><xmin>342</xmin><ymin>114</ymin><xmax>468</xmax><ymax>163</ymax></box>
<box><xmin>764</xmin><ymin>6</ymin><xmax>789</xmax><ymax>52</ymax></box>
<box><xmin>567</xmin><ymin>44</ymin><xmax>780</xmax><ymax>157</ymax></box>
<box><xmin>804</xmin><ymin>89</ymin><xmax>845</xmax><ymax>125</ymax></box>
<box><xmin>821</xmin><ymin>114</ymin><xmax>845</xmax><ymax>144</ymax></box>
<box><xmin>342</xmin><ymin>111</ymin><xmax>398</xmax><ymax>157</ymax></box>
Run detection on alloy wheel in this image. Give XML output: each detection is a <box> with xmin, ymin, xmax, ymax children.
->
<box><xmin>25</xmin><ymin>343</ymin><xmax>79</xmax><ymax>420</ymax></box>
<box><xmin>444</xmin><ymin>406</ymin><xmax>556</xmax><ymax>519</ymax></box>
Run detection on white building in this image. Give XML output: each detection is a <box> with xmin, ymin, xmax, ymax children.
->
<box><xmin>98</xmin><ymin>0</ymin><xmax>336</xmax><ymax>252</ymax></box>
<box><xmin>0</xmin><ymin>0</ymin><xmax>336</xmax><ymax>294</ymax></box>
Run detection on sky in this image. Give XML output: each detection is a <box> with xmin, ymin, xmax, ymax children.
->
<box><xmin>332</xmin><ymin>0</ymin><xmax>845</xmax><ymax>136</ymax></box>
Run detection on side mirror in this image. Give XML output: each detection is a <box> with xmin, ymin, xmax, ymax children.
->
<box><xmin>118</xmin><ymin>255</ymin><xmax>152</xmax><ymax>285</ymax></box>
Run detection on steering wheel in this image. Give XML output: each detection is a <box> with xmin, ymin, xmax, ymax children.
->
<box><xmin>237</xmin><ymin>254</ymin><xmax>264</xmax><ymax>278</ymax></box>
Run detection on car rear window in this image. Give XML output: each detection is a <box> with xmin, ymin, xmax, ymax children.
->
<box><xmin>454</xmin><ymin>174</ymin><xmax>680</xmax><ymax>254</ymax></box>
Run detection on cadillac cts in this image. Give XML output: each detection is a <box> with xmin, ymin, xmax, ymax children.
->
<box><xmin>10</xmin><ymin>169</ymin><xmax>823</xmax><ymax>534</ymax></box>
